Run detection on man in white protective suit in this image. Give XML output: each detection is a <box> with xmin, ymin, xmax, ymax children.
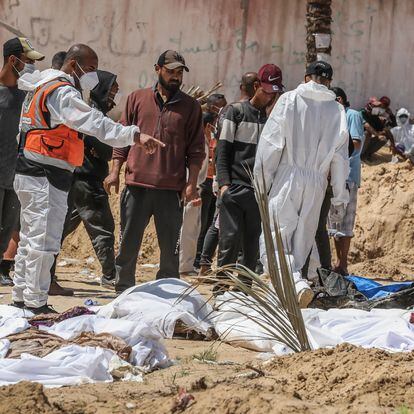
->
<box><xmin>391</xmin><ymin>108</ymin><xmax>414</xmax><ymax>163</ymax></box>
<box><xmin>12</xmin><ymin>44</ymin><xmax>164</xmax><ymax>314</ymax></box>
<box><xmin>253</xmin><ymin>61</ymin><xmax>349</xmax><ymax>308</ymax></box>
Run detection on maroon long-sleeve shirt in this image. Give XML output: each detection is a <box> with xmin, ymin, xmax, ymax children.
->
<box><xmin>113</xmin><ymin>86</ymin><xmax>205</xmax><ymax>191</ymax></box>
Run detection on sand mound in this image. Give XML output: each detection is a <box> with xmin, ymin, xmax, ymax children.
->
<box><xmin>12</xmin><ymin>344</ymin><xmax>407</xmax><ymax>413</ymax></box>
<box><xmin>0</xmin><ymin>382</ymin><xmax>61</xmax><ymax>414</ymax></box>
<box><xmin>264</xmin><ymin>343</ymin><xmax>414</xmax><ymax>409</ymax></box>
<box><xmin>350</xmin><ymin>154</ymin><xmax>414</xmax><ymax>279</ymax></box>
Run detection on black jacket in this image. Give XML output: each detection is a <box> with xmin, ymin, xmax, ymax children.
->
<box><xmin>75</xmin><ymin>70</ymin><xmax>116</xmax><ymax>182</ymax></box>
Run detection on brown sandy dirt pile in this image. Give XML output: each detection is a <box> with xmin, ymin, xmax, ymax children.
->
<box><xmin>349</xmin><ymin>151</ymin><xmax>414</xmax><ymax>280</ymax></box>
<box><xmin>0</xmin><ymin>382</ymin><xmax>60</xmax><ymax>414</ymax></box>
<box><xmin>2</xmin><ymin>344</ymin><xmax>413</xmax><ymax>414</ymax></box>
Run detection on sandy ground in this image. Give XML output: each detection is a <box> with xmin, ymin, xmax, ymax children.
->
<box><xmin>2</xmin><ymin>149</ymin><xmax>414</xmax><ymax>413</ymax></box>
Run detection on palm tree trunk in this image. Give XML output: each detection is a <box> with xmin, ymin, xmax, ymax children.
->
<box><xmin>306</xmin><ymin>0</ymin><xmax>332</xmax><ymax>64</ymax></box>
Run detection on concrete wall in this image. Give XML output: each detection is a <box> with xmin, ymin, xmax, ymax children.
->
<box><xmin>0</xmin><ymin>0</ymin><xmax>412</xmax><ymax>111</ymax></box>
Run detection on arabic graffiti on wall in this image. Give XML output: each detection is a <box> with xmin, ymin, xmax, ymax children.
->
<box><xmin>0</xmin><ymin>0</ymin><xmax>412</xmax><ymax>110</ymax></box>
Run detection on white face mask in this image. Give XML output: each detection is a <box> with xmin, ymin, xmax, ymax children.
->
<box><xmin>372</xmin><ymin>107</ymin><xmax>385</xmax><ymax>116</ymax></box>
<box><xmin>75</xmin><ymin>62</ymin><xmax>99</xmax><ymax>92</ymax></box>
<box><xmin>113</xmin><ymin>91</ymin><xmax>122</xmax><ymax>106</ymax></box>
<box><xmin>14</xmin><ymin>57</ymin><xmax>35</xmax><ymax>77</ymax></box>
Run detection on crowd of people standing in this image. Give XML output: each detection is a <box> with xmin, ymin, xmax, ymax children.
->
<box><xmin>0</xmin><ymin>35</ymin><xmax>411</xmax><ymax>314</ymax></box>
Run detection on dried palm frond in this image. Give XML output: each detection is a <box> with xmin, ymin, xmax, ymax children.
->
<box><xmin>182</xmin><ymin>82</ymin><xmax>223</xmax><ymax>105</ymax></box>
<box><xmin>252</xmin><ymin>167</ymin><xmax>310</xmax><ymax>350</ymax></box>
<box><xmin>177</xmin><ymin>167</ymin><xmax>310</xmax><ymax>353</ymax></box>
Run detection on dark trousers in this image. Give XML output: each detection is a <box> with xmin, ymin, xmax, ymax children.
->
<box><xmin>51</xmin><ymin>179</ymin><xmax>115</xmax><ymax>279</ymax></box>
<box><xmin>115</xmin><ymin>186</ymin><xmax>183</xmax><ymax>292</ymax></box>
<box><xmin>50</xmin><ymin>179</ymin><xmax>116</xmax><ymax>279</ymax></box>
<box><xmin>302</xmin><ymin>186</ymin><xmax>332</xmax><ymax>278</ymax></box>
<box><xmin>0</xmin><ymin>187</ymin><xmax>20</xmax><ymax>260</ymax></box>
<box><xmin>67</xmin><ymin>179</ymin><xmax>116</xmax><ymax>277</ymax></box>
<box><xmin>194</xmin><ymin>178</ymin><xmax>216</xmax><ymax>268</ymax></box>
<box><xmin>200</xmin><ymin>207</ymin><xmax>219</xmax><ymax>267</ymax></box>
<box><xmin>217</xmin><ymin>184</ymin><xmax>261</xmax><ymax>272</ymax></box>
<box><xmin>361</xmin><ymin>133</ymin><xmax>387</xmax><ymax>158</ymax></box>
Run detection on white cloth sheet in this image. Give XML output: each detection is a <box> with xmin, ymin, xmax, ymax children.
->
<box><xmin>95</xmin><ymin>278</ymin><xmax>214</xmax><ymax>338</ymax></box>
<box><xmin>2</xmin><ymin>282</ymin><xmax>414</xmax><ymax>388</ymax></box>
<box><xmin>0</xmin><ymin>279</ymin><xmax>212</xmax><ymax>387</ymax></box>
<box><xmin>214</xmin><ymin>292</ymin><xmax>414</xmax><ymax>354</ymax></box>
<box><xmin>0</xmin><ymin>345</ymin><xmax>114</xmax><ymax>387</ymax></box>
<box><xmin>0</xmin><ymin>305</ymin><xmax>31</xmax><ymax>338</ymax></box>
<box><xmin>42</xmin><ymin>315</ymin><xmax>169</xmax><ymax>369</ymax></box>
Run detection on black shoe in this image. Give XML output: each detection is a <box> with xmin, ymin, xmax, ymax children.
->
<box><xmin>10</xmin><ymin>301</ymin><xmax>24</xmax><ymax>309</ymax></box>
<box><xmin>25</xmin><ymin>304</ymin><xmax>58</xmax><ymax>315</ymax></box>
<box><xmin>101</xmin><ymin>276</ymin><xmax>115</xmax><ymax>288</ymax></box>
<box><xmin>48</xmin><ymin>280</ymin><xmax>74</xmax><ymax>296</ymax></box>
<box><xmin>0</xmin><ymin>274</ymin><xmax>13</xmax><ymax>286</ymax></box>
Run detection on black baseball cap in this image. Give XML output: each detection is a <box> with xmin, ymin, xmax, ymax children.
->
<box><xmin>3</xmin><ymin>37</ymin><xmax>44</xmax><ymax>60</ymax></box>
<box><xmin>157</xmin><ymin>50</ymin><xmax>189</xmax><ymax>72</ymax></box>
<box><xmin>305</xmin><ymin>60</ymin><xmax>333</xmax><ymax>80</ymax></box>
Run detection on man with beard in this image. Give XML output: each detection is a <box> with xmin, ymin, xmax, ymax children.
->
<box><xmin>105</xmin><ymin>50</ymin><xmax>205</xmax><ymax>292</ymax></box>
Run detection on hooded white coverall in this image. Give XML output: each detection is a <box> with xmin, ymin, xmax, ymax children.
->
<box><xmin>13</xmin><ymin>69</ymin><xmax>139</xmax><ymax>307</ymax></box>
<box><xmin>253</xmin><ymin>81</ymin><xmax>349</xmax><ymax>293</ymax></box>
<box><xmin>391</xmin><ymin>108</ymin><xmax>414</xmax><ymax>155</ymax></box>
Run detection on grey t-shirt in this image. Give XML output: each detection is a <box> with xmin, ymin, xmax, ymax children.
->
<box><xmin>0</xmin><ymin>85</ymin><xmax>25</xmax><ymax>189</ymax></box>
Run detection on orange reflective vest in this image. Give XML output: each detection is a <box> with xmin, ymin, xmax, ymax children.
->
<box><xmin>19</xmin><ymin>78</ymin><xmax>84</xmax><ymax>170</ymax></box>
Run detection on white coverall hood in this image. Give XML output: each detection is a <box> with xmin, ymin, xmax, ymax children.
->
<box><xmin>392</xmin><ymin>107</ymin><xmax>414</xmax><ymax>151</ymax></box>
<box><xmin>18</xmin><ymin>69</ymin><xmax>75</xmax><ymax>92</ymax></box>
<box><xmin>254</xmin><ymin>80</ymin><xmax>349</xmax><ymax>294</ymax></box>
<box><xmin>296</xmin><ymin>80</ymin><xmax>337</xmax><ymax>102</ymax></box>
<box><xmin>396</xmin><ymin>107</ymin><xmax>410</xmax><ymax>125</ymax></box>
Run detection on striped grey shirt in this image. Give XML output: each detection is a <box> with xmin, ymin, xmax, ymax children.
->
<box><xmin>216</xmin><ymin>100</ymin><xmax>267</xmax><ymax>188</ymax></box>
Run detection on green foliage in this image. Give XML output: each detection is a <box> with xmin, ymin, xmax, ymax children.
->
<box><xmin>193</xmin><ymin>347</ymin><xmax>219</xmax><ymax>362</ymax></box>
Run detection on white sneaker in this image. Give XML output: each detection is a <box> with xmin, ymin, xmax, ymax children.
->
<box><xmin>298</xmin><ymin>287</ymin><xmax>314</xmax><ymax>308</ymax></box>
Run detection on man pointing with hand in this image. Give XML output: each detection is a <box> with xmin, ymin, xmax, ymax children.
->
<box><xmin>105</xmin><ymin>50</ymin><xmax>205</xmax><ymax>293</ymax></box>
<box><xmin>13</xmin><ymin>44</ymin><xmax>163</xmax><ymax>314</ymax></box>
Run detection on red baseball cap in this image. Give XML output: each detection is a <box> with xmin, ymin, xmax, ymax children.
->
<box><xmin>380</xmin><ymin>96</ymin><xmax>391</xmax><ymax>108</ymax></box>
<box><xmin>258</xmin><ymin>64</ymin><xmax>284</xmax><ymax>94</ymax></box>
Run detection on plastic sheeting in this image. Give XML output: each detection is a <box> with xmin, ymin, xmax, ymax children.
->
<box><xmin>346</xmin><ymin>275</ymin><xmax>414</xmax><ymax>300</ymax></box>
<box><xmin>95</xmin><ymin>278</ymin><xmax>214</xmax><ymax>338</ymax></box>
<box><xmin>214</xmin><ymin>293</ymin><xmax>414</xmax><ymax>355</ymax></box>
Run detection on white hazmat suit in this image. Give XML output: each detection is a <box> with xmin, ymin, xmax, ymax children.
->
<box><xmin>391</xmin><ymin>108</ymin><xmax>414</xmax><ymax>155</ymax></box>
<box><xmin>254</xmin><ymin>81</ymin><xmax>349</xmax><ymax>294</ymax></box>
<box><xmin>13</xmin><ymin>69</ymin><xmax>139</xmax><ymax>308</ymax></box>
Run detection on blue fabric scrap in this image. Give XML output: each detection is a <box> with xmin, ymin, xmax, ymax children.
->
<box><xmin>346</xmin><ymin>275</ymin><xmax>414</xmax><ymax>300</ymax></box>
